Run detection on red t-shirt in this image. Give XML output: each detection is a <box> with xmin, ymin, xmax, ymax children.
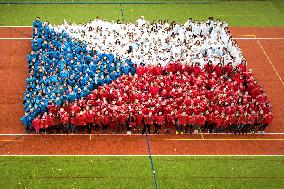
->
<box><xmin>32</xmin><ymin>117</ymin><xmax>41</xmax><ymax>131</ymax></box>
<box><xmin>178</xmin><ymin>114</ymin><xmax>187</xmax><ymax>125</ymax></box>
<box><xmin>155</xmin><ymin>115</ymin><xmax>165</xmax><ymax>125</ymax></box>
<box><xmin>144</xmin><ymin>115</ymin><xmax>154</xmax><ymax>125</ymax></box>
<box><xmin>136</xmin><ymin>114</ymin><xmax>144</xmax><ymax>126</ymax></box>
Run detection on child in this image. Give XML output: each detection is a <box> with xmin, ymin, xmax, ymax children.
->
<box><xmin>154</xmin><ymin>111</ymin><xmax>165</xmax><ymax>134</ymax></box>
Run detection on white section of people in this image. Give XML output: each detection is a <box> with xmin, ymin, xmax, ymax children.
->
<box><xmin>50</xmin><ymin>17</ymin><xmax>244</xmax><ymax>67</ymax></box>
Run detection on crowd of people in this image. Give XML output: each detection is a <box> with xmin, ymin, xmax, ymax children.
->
<box><xmin>21</xmin><ymin>17</ymin><xmax>136</xmax><ymax>131</ymax></box>
<box><xmin>54</xmin><ymin>16</ymin><xmax>243</xmax><ymax>68</ymax></box>
<box><xmin>21</xmin><ymin>17</ymin><xmax>273</xmax><ymax>134</ymax></box>
<box><xmin>29</xmin><ymin>61</ymin><xmax>273</xmax><ymax>135</ymax></box>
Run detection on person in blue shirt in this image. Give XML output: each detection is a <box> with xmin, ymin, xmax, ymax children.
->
<box><xmin>21</xmin><ymin>112</ymin><xmax>32</xmax><ymax>133</ymax></box>
<box><xmin>121</xmin><ymin>63</ymin><xmax>130</xmax><ymax>75</ymax></box>
<box><xmin>33</xmin><ymin>17</ymin><xmax>42</xmax><ymax>29</ymax></box>
<box><xmin>98</xmin><ymin>49</ymin><xmax>107</xmax><ymax>60</ymax></box>
<box><xmin>77</xmin><ymin>89</ymin><xmax>82</xmax><ymax>98</ymax></box>
<box><xmin>60</xmin><ymin>68</ymin><xmax>69</xmax><ymax>79</ymax></box>
<box><xmin>81</xmin><ymin>87</ymin><xmax>90</xmax><ymax>98</ymax></box>
<box><xmin>100</xmin><ymin>75</ymin><xmax>105</xmax><ymax>86</ymax></box>
<box><xmin>27</xmin><ymin>51</ymin><xmax>37</xmax><ymax>63</ymax></box>
<box><xmin>110</xmin><ymin>70</ymin><xmax>118</xmax><ymax>80</ymax></box>
<box><xmin>108</xmin><ymin>62</ymin><xmax>116</xmax><ymax>73</ymax></box>
<box><xmin>32</xmin><ymin>41</ymin><xmax>40</xmax><ymax>51</ymax></box>
<box><xmin>67</xmin><ymin>90</ymin><xmax>76</xmax><ymax>102</ymax></box>
<box><xmin>106</xmin><ymin>49</ymin><xmax>115</xmax><ymax>63</ymax></box>
<box><xmin>55</xmin><ymin>96</ymin><xmax>63</xmax><ymax>106</ymax></box>
<box><xmin>96</xmin><ymin>69</ymin><xmax>103</xmax><ymax>80</ymax></box>
<box><xmin>39</xmin><ymin>101</ymin><xmax>47</xmax><ymax>114</ymax></box>
<box><xmin>130</xmin><ymin>63</ymin><xmax>136</xmax><ymax>76</ymax></box>
<box><xmin>105</xmin><ymin>75</ymin><xmax>112</xmax><ymax>85</ymax></box>
<box><xmin>89</xmin><ymin>61</ymin><xmax>97</xmax><ymax>72</ymax></box>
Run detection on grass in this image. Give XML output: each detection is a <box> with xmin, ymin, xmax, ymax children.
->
<box><xmin>0</xmin><ymin>1</ymin><xmax>283</xmax><ymax>26</ymax></box>
<box><xmin>0</xmin><ymin>156</ymin><xmax>283</xmax><ymax>189</ymax></box>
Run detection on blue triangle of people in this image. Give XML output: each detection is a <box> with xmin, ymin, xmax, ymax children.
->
<box><xmin>21</xmin><ymin>18</ymin><xmax>136</xmax><ymax>129</ymax></box>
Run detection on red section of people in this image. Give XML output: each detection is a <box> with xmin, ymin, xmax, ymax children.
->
<box><xmin>33</xmin><ymin>61</ymin><xmax>272</xmax><ymax>133</ymax></box>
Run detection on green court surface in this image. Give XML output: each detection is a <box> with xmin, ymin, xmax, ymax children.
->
<box><xmin>0</xmin><ymin>156</ymin><xmax>283</xmax><ymax>189</ymax></box>
<box><xmin>0</xmin><ymin>0</ymin><xmax>283</xmax><ymax>26</ymax></box>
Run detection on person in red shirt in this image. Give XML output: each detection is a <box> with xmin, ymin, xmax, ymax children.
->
<box><xmin>260</xmin><ymin>111</ymin><xmax>273</xmax><ymax>134</ymax></box>
<box><xmin>214</xmin><ymin>63</ymin><xmax>223</xmax><ymax>77</ymax></box>
<box><xmin>207</xmin><ymin>111</ymin><xmax>216</xmax><ymax>133</ymax></box>
<box><xmin>154</xmin><ymin>111</ymin><xmax>165</xmax><ymax>134</ymax></box>
<box><xmin>46</xmin><ymin>112</ymin><xmax>55</xmax><ymax>134</ymax></box>
<box><xmin>237</xmin><ymin>60</ymin><xmax>247</xmax><ymax>73</ymax></box>
<box><xmin>54</xmin><ymin>111</ymin><xmax>62</xmax><ymax>133</ymax></box>
<box><xmin>148</xmin><ymin>83</ymin><xmax>159</xmax><ymax>96</ymax></box>
<box><xmin>224</xmin><ymin>62</ymin><xmax>233</xmax><ymax>77</ymax></box>
<box><xmin>94</xmin><ymin>112</ymin><xmax>102</xmax><ymax>134</ymax></box>
<box><xmin>193</xmin><ymin>63</ymin><xmax>201</xmax><ymax>76</ymax></box>
<box><xmin>254</xmin><ymin>110</ymin><xmax>264</xmax><ymax>133</ymax></box>
<box><xmin>165</xmin><ymin>111</ymin><xmax>176</xmax><ymax>134</ymax></box>
<box><xmin>143</xmin><ymin>112</ymin><xmax>153</xmax><ymax>134</ymax></box>
<box><xmin>196</xmin><ymin>113</ymin><xmax>206</xmax><ymax>133</ymax></box>
<box><xmin>136</xmin><ymin>66</ymin><xmax>145</xmax><ymax>76</ymax></box>
<box><xmin>86</xmin><ymin>107</ymin><xmax>95</xmax><ymax>134</ymax></box>
<box><xmin>187</xmin><ymin>113</ymin><xmax>196</xmax><ymax>134</ymax></box>
<box><xmin>118</xmin><ymin>111</ymin><xmax>128</xmax><ymax>134</ymax></box>
<box><xmin>204</xmin><ymin>60</ymin><xmax>214</xmax><ymax>75</ymax></box>
<box><xmin>61</xmin><ymin>111</ymin><xmax>70</xmax><ymax>134</ymax></box>
<box><xmin>102</xmin><ymin>111</ymin><xmax>111</xmax><ymax>133</ymax></box>
<box><xmin>235</xmin><ymin>112</ymin><xmax>246</xmax><ymax>134</ymax></box>
<box><xmin>136</xmin><ymin>111</ymin><xmax>144</xmax><ymax>133</ymax></box>
<box><xmin>227</xmin><ymin>113</ymin><xmax>237</xmax><ymax>133</ymax></box>
<box><xmin>40</xmin><ymin>112</ymin><xmax>49</xmax><ymax>134</ymax></box>
<box><xmin>154</xmin><ymin>64</ymin><xmax>163</xmax><ymax>75</ymax></box>
<box><xmin>70</xmin><ymin>111</ymin><xmax>77</xmax><ymax>133</ymax></box>
<box><xmin>128</xmin><ymin>113</ymin><xmax>136</xmax><ymax>133</ymax></box>
<box><xmin>32</xmin><ymin>115</ymin><xmax>41</xmax><ymax>134</ymax></box>
<box><xmin>69</xmin><ymin>102</ymin><xmax>80</xmax><ymax>113</ymax></box>
<box><xmin>47</xmin><ymin>102</ymin><xmax>59</xmax><ymax>115</ymax></box>
<box><xmin>214</xmin><ymin>113</ymin><xmax>224</xmax><ymax>132</ymax></box>
<box><xmin>177</xmin><ymin>112</ymin><xmax>187</xmax><ymax>134</ymax></box>
<box><xmin>77</xmin><ymin>110</ymin><xmax>87</xmax><ymax>133</ymax></box>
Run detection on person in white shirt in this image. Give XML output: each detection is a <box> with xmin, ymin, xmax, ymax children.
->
<box><xmin>184</xmin><ymin>18</ymin><xmax>193</xmax><ymax>28</ymax></box>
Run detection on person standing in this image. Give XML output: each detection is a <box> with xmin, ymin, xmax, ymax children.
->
<box><xmin>154</xmin><ymin>111</ymin><xmax>165</xmax><ymax>134</ymax></box>
<box><xmin>143</xmin><ymin>112</ymin><xmax>153</xmax><ymax>134</ymax></box>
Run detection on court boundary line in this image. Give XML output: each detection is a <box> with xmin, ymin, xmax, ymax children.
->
<box><xmin>0</xmin><ymin>2</ymin><xmax>214</xmax><ymax>5</ymax></box>
<box><xmin>0</xmin><ymin>154</ymin><xmax>283</xmax><ymax>157</ymax></box>
<box><xmin>0</xmin><ymin>38</ymin><xmax>32</xmax><ymax>40</ymax></box>
<box><xmin>0</xmin><ymin>31</ymin><xmax>283</xmax><ymax>135</ymax></box>
<box><xmin>0</xmin><ymin>26</ymin><xmax>32</xmax><ymax>28</ymax></box>
<box><xmin>165</xmin><ymin>138</ymin><xmax>284</xmax><ymax>141</ymax></box>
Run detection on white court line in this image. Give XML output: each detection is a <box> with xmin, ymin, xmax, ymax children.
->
<box><xmin>0</xmin><ymin>154</ymin><xmax>283</xmax><ymax>157</ymax></box>
<box><xmin>0</xmin><ymin>133</ymin><xmax>284</xmax><ymax>136</ymax></box>
<box><xmin>0</xmin><ymin>38</ymin><xmax>31</xmax><ymax>40</ymax></box>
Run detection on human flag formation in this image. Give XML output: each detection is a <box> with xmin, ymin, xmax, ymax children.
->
<box><xmin>21</xmin><ymin>17</ymin><xmax>273</xmax><ymax>134</ymax></box>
